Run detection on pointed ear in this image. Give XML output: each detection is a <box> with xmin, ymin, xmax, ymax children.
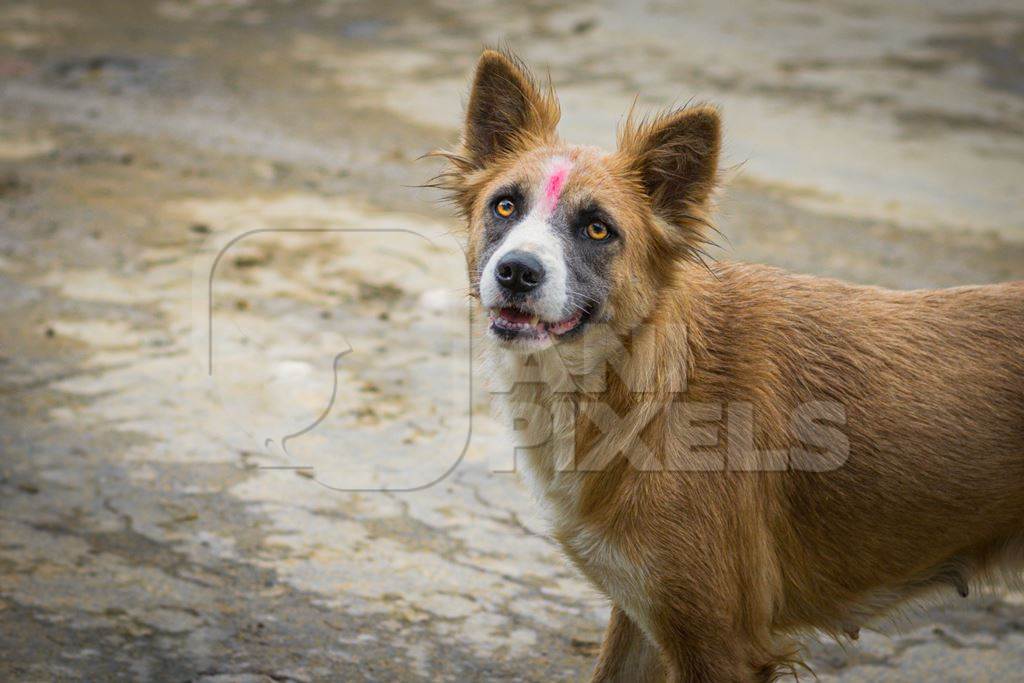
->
<box><xmin>616</xmin><ymin>105</ymin><xmax>721</xmax><ymax>227</ymax></box>
<box><xmin>462</xmin><ymin>50</ymin><xmax>560</xmax><ymax>168</ymax></box>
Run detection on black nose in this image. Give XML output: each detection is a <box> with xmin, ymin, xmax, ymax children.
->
<box><xmin>495</xmin><ymin>251</ymin><xmax>545</xmax><ymax>294</ymax></box>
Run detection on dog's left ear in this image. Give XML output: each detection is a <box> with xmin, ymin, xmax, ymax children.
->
<box><xmin>616</xmin><ymin>105</ymin><xmax>721</xmax><ymax>230</ymax></box>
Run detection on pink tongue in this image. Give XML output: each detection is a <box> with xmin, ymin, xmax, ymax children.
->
<box><xmin>499</xmin><ymin>308</ymin><xmax>535</xmax><ymax>324</ymax></box>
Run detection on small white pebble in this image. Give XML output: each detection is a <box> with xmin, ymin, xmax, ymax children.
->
<box><xmin>418</xmin><ymin>288</ymin><xmax>453</xmax><ymax>314</ymax></box>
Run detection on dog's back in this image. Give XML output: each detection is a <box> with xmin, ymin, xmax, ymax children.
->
<box><xmin>690</xmin><ymin>263</ymin><xmax>1024</xmax><ymax>631</ymax></box>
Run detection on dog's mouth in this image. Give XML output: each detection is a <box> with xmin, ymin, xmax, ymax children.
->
<box><xmin>488</xmin><ymin>305</ymin><xmax>589</xmax><ymax>342</ymax></box>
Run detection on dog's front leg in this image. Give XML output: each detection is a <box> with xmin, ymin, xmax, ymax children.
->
<box><xmin>590</xmin><ymin>605</ymin><xmax>666</xmax><ymax>682</ymax></box>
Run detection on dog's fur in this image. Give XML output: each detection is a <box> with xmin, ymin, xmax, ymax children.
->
<box><xmin>432</xmin><ymin>50</ymin><xmax>1024</xmax><ymax>681</ymax></box>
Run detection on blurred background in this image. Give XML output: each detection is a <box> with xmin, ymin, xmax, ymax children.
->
<box><xmin>1</xmin><ymin>0</ymin><xmax>1023</xmax><ymax>681</ymax></box>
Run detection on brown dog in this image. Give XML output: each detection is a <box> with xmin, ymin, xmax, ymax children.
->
<box><xmin>431</xmin><ymin>49</ymin><xmax>1024</xmax><ymax>681</ymax></box>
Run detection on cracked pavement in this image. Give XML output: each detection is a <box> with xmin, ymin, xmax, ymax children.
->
<box><xmin>1</xmin><ymin>0</ymin><xmax>1023</xmax><ymax>680</ymax></box>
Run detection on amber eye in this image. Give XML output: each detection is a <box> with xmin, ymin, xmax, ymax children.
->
<box><xmin>586</xmin><ymin>221</ymin><xmax>610</xmax><ymax>240</ymax></box>
<box><xmin>494</xmin><ymin>198</ymin><xmax>516</xmax><ymax>218</ymax></box>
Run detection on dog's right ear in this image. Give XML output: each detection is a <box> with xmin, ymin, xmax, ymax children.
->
<box><xmin>461</xmin><ymin>50</ymin><xmax>560</xmax><ymax>168</ymax></box>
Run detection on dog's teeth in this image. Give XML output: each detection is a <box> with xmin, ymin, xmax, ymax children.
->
<box><xmin>529</xmin><ymin>315</ymin><xmax>540</xmax><ymax>326</ymax></box>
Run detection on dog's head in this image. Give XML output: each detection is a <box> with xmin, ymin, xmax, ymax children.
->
<box><xmin>435</xmin><ymin>50</ymin><xmax>721</xmax><ymax>353</ymax></box>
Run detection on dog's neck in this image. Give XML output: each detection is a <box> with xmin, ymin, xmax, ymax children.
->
<box><xmin>480</xmin><ymin>268</ymin><xmax>709</xmax><ymax>501</ymax></box>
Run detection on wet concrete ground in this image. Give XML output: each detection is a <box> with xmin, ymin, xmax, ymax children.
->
<box><xmin>1</xmin><ymin>0</ymin><xmax>1023</xmax><ymax>681</ymax></box>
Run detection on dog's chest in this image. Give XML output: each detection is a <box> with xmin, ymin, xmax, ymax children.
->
<box><xmin>499</xmin><ymin>386</ymin><xmax>581</xmax><ymax>518</ymax></box>
<box><xmin>517</xmin><ymin>428</ymin><xmax>651</xmax><ymax>622</ymax></box>
<box><xmin>490</xmin><ymin>366</ymin><xmax>652</xmax><ymax>624</ymax></box>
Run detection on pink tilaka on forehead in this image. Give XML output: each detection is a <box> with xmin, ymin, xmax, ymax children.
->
<box><xmin>541</xmin><ymin>158</ymin><xmax>573</xmax><ymax>215</ymax></box>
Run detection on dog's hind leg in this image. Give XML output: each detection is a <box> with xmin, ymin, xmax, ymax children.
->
<box><xmin>591</xmin><ymin>605</ymin><xmax>666</xmax><ymax>682</ymax></box>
